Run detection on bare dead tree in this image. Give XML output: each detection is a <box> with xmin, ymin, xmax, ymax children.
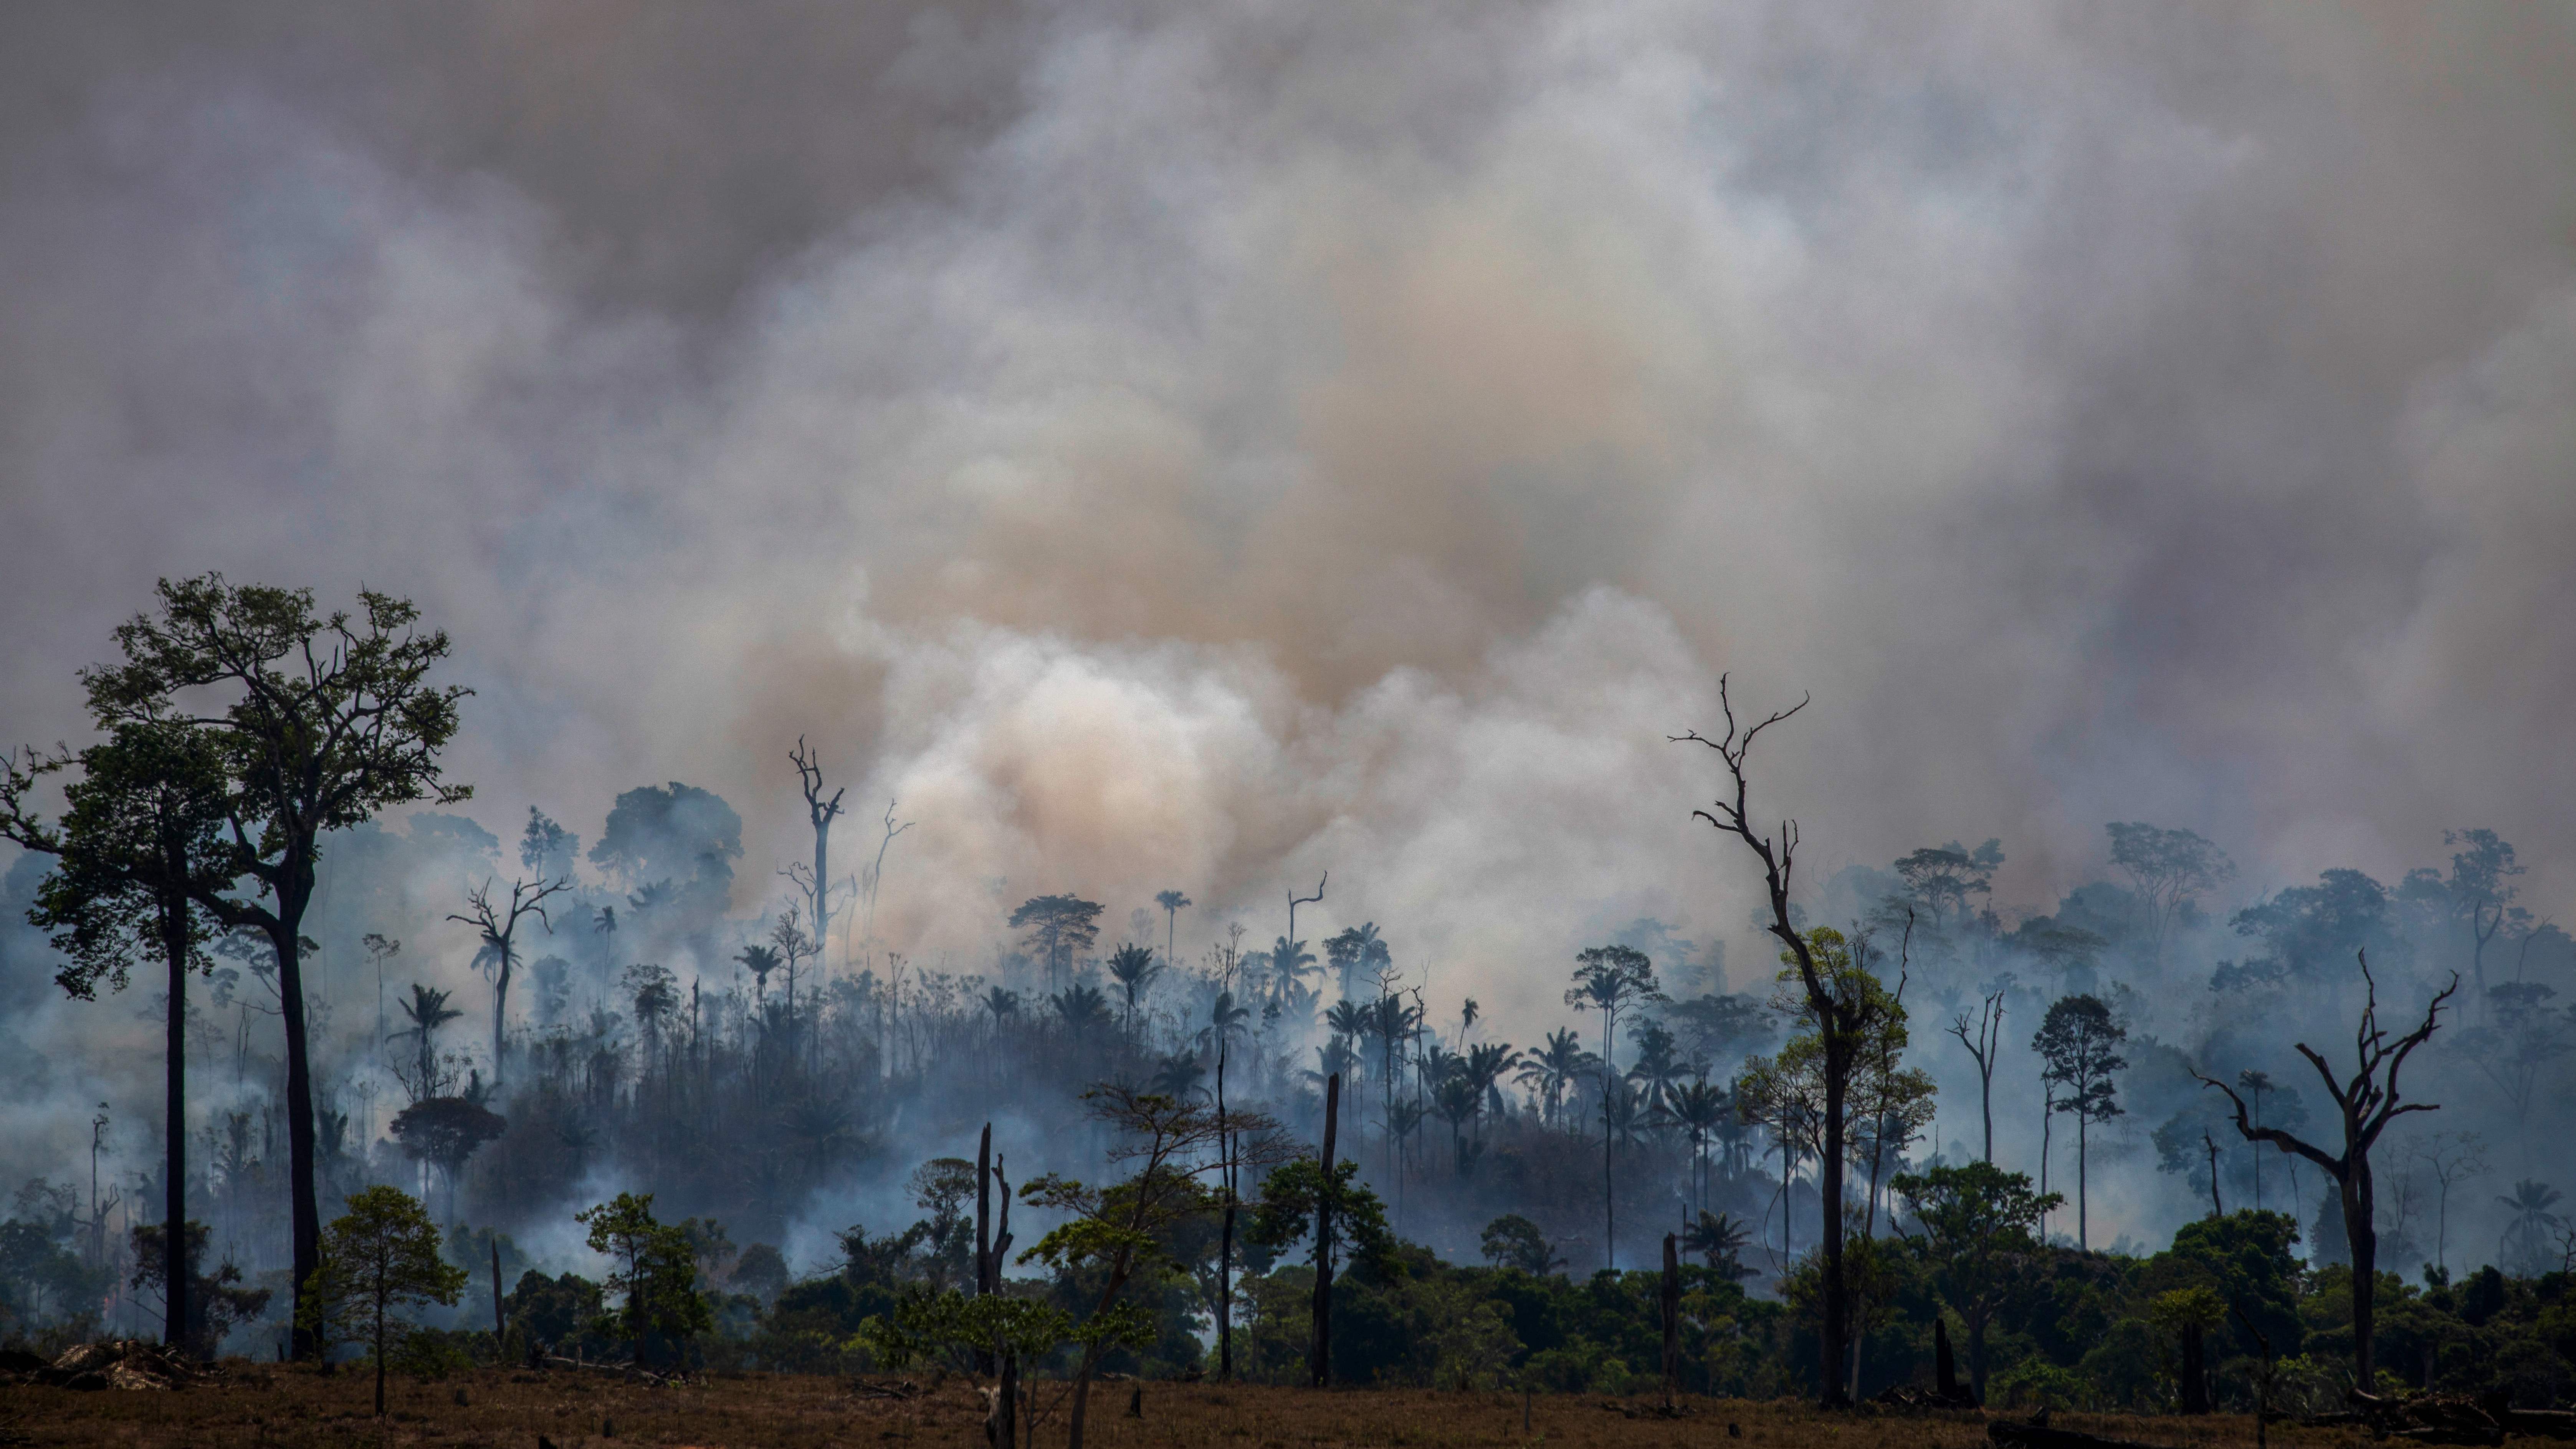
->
<box><xmin>2196</xmin><ymin>952</ymin><xmax>2457</xmax><ymax>1390</ymax></box>
<box><xmin>1676</xmin><ymin>677</ymin><xmax>1870</xmax><ymax>1408</ymax></box>
<box><xmin>861</xmin><ymin>799</ymin><xmax>912</xmax><ymax>966</ymax></box>
<box><xmin>1948</xmin><ymin>989</ymin><xmax>2006</xmax><ymax>1164</ymax></box>
<box><xmin>448</xmin><ymin>875</ymin><xmax>570</xmax><ymax>1081</ymax></box>
<box><xmin>784</xmin><ymin>737</ymin><xmax>847</xmax><ymax>969</ymax></box>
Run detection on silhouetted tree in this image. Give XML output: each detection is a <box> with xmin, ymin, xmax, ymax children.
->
<box><xmin>1105</xmin><ymin>942</ymin><xmax>1161</xmax><ymax>1040</ymax></box>
<box><xmin>1948</xmin><ymin>989</ymin><xmax>2007</xmax><ymax>1164</ymax></box>
<box><xmin>1010</xmin><ymin>895</ymin><xmax>1103</xmax><ymax>991</ymax></box>
<box><xmin>1566</xmin><ymin>943</ymin><xmax>1662</xmax><ymax>1269</ymax></box>
<box><xmin>2105</xmin><ymin>822</ymin><xmax>2234</xmax><ymax>969</ymax></box>
<box><xmin>449</xmin><ymin>874</ymin><xmax>570</xmax><ymax>1082</ymax></box>
<box><xmin>1154</xmin><ymin>890</ymin><xmax>1191</xmax><ymax>967</ymax></box>
<box><xmin>4</xmin><ymin>724</ymin><xmax>235</xmax><ymax>1353</ymax></box>
<box><xmin>1677</xmin><ymin>680</ymin><xmax>1869</xmax><ymax>1406</ymax></box>
<box><xmin>79</xmin><ymin>576</ymin><xmax>470</xmax><ymax>1358</ymax></box>
<box><xmin>302</xmin><ymin>1185</ymin><xmax>466</xmax><ymax>1416</ymax></box>
<box><xmin>2034</xmin><ymin>994</ymin><xmax>2126</xmax><ymax>1249</ymax></box>
<box><xmin>2196</xmin><ymin>955</ymin><xmax>2457</xmax><ymax>1389</ymax></box>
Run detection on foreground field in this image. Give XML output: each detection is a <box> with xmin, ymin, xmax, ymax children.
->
<box><xmin>0</xmin><ymin>1367</ymin><xmax>2389</xmax><ymax>1449</ymax></box>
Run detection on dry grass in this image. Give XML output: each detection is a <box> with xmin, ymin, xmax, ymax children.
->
<box><xmin>0</xmin><ymin>1368</ymin><xmax>2385</xmax><ymax>1449</ymax></box>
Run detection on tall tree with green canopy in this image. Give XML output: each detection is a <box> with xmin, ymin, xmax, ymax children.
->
<box><xmin>65</xmin><ymin>576</ymin><xmax>471</xmax><ymax>1358</ymax></box>
<box><xmin>3</xmin><ymin>726</ymin><xmax>237</xmax><ymax>1356</ymax></box>
<box><xmin>1893</xmin><ymin>1162</ymin><xmax>2059</xmax><ymax>1404</ymax></box>
<box><xmin>301</xmin><ymin>1185</ymin><xmax>468</xmax><ymax>1417</ymax></box>
<box><xmin>2195</xmin><ymin>955</ymin><xmax>2456</xmax><ymax>1392</ymax></box>
<box><xmin>577</xmin><ymin>1191</ymin><xmax>713</xmax><ymax>1369</ymax></box>
<box><xmin>2033</xmin><ymin>994</ymin><xmax>2126</xmax><ymax>1249</ymax></box>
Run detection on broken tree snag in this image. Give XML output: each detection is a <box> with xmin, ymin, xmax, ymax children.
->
<box><xmin>1660</xmin><ymin>1233</ymin><xmax>1680</xmax><ymax>1409</ymax></box>
<box><xmin>1310</xmin><ymin>1072</ymin><xmax>1339</xmax><ymax>1389</ymax></box>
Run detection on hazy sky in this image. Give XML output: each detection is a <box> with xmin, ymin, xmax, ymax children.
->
<box><xmin>5</xmin><ymin>3</ymin><xmax>2573</xmax><ymax>1025</ymax></box>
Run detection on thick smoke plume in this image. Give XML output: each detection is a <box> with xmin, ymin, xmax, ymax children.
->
<box><xmin>2</xmin><ymin>2</ymin><xmax>2574</xmax><ymax>1289</ymax></box>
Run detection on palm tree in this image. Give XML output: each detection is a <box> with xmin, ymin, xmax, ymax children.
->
<box><xmin>1154</xmin><ymin>890</ymin><xmax>1191</xmax><ymax>966</ymax></box>
<box><xmin>1151</xmin><ymin>1053</ymin><xmax>1207</xmax><ymax>1100</ymax></box>
<box><xmin>2498</xmin><ymin>1179</ymin><xmax>2566</xmax><ymax>1274</ymax></box>
<box><xmin>1324</xmin><ymin>922</ymin><xmax>1389</xmax><ymax>1000</ymax></box>
<box><xmin>1682</xmin><ymin>1209</ymin><xmax>1757</xmax><ymax>1281</ymax></box>
<box><xmin>1200</xmin><ymin>989</ymin><xmax>1253</xmax><ymax>1058</ymax></box>
<box><xmin>1052</xmin><ymin>982</ymin><xmax>1114</xmax><ymax>1037</ymax></box>
<box><xmin>735</xmin><ymin>943</ymin><xmax>781</xmax><ymax>1010</ymax></box>
<box><xmin>1268</xmin><ymin>936</ymin><xmax>1319</xmax><ymax>1004</ymax></box>
<box><xmin>1624</xmin><ymin>1020</ymin><xmax>1694</xmax><ymax>1115</ymax></box>
<box><xmin>1464</xmin><ymin>1042</ymin><xmax>1521</xmax><ymax>1117</ymax></box>
<box><xmin>1516</xmin><ymin>1028</ymin><xmax>1594</xmax><ymax>1130</ymax></box>
<box><xmin>979</xmin><ymin>985</ymin><xmax>1020</xmax><ymax>1047</ymax></box>
<box><xmin>1435</xmin><ymin>1072</ymin><xmax>1483</xmax><ymax>1176</ymax></box>
<box><xmin>1668</xmin><ymin>1078</ymin><xmax>1733</xmax><ymax>1215</ymax></box>
<box><xmin>1106</xmin><ymin>943</ymin><xmax>1162</xmax><ymax>1039</ymax></box>
<box><xmin>389</xmin><ymin>984</ymin><xmax>463</xmax><ymax>1099</ymax></box>
<box><xmin>1566</xmin><ymin>944</ymin><xmax>1664</xmax><ymax>1270</ymax></box>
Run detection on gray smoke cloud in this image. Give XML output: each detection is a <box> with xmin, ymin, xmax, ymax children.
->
<box><xmin>3</xmin><ymin>3</ymin><xmax>2574</xmax><ymax>1255</ymax></box>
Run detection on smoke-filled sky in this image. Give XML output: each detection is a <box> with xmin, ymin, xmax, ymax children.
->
<box><xmin>5</xmin><ymin>3</ymin><xmax>2574</xmax><ymax>1032</ymax></box>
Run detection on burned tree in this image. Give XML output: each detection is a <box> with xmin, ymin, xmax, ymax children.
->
<box><xmin>2196</xmin><ymin>953</ymin><xmax>2457</xmax><ymax>1389</ymax></box>
<box><xmin>784</xmin><ymin>736</ymin><xmax>847</xmax><ymax>964</ymax></box>
<box><xmin>1948</xmin><ymin>988</ymin><xmax>2006</xmax><ymax>1164</ymax></box>
<box><xmin>449</xmin><ymin>874</ymin><xmax>570</xmax><ymax>1082</ymax></box>
<box><xmin>1675</xmin><ymin>678</ymin><xmax>1867</xmax><ymax>1408</ymax></box>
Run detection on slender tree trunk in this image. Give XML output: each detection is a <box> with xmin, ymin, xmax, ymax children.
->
<box><xmin>374</xmin><ymin>1299</ymin><xmax>388</xmax><ymax>1417</ymax></box>
<box><xmin>2077</xmin><ymin>1112</ymin><xmax>2089</xmax><ymax>1251</ymax></box>
<box><xmin>1311</xmin><ymin>1073</ymin><xmax>1339</xmax><ymax>1388</ymax></box>
<box><xmin>1819</xmin><ymin>1032</ymin><xmax>1850</xmax><ymax>1408</ymax></box>
<box><xmin>1660</xmin><ymin>1233</ymin><xmax>1680</xmax><ymax>1409</ymax></box>
<box><xmin>493</xmin><ymin>960</ymin><xmax>509</xmax><ymax>1083</ymax></box>
<box><xmin>976</xmin><ymin>1124</ymin><xmax>993</xmax><ymax>1296</ymax></box>
<box><xmin>1217</xmin><ymin>1041</ymin><xmax>1234</xmax><ymax>1378</ymax></box>
<box><xmin>492</xmin><ymin>1241</ymin><xmax>504</xmax><ymax>1336</ymax></box>
<box><xmin>161</xmin><ymin>900</ymin><xmax>188</xmax><ymax>1354</ymax></box>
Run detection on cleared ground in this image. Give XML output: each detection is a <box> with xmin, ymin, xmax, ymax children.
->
<box><xmin>0</xmin><ymin>1369</ymin><xmax>2380</xmax><ymax>1449</ymax></box>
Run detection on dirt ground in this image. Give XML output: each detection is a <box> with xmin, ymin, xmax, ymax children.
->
<box><xmin>0</xmin><ymin>1368</ymin><xmax>2386</xmax><ymax>1449</ymax></box>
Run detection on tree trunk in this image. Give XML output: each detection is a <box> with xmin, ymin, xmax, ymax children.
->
<box><xmin>492</xmin><ymin>1241</ymin><xmax>504</xmax><ymax>1336</ymax></box>
<box><xmin>273</xmin><ymin>867</ymin><xmax>321</xmax><ymax>1361</ymax></box>
<box><xmin>1819</xmin><ymin>1033</ymin><xmax>1850</xmax><ymax>1408</ymax></box>
<box><xmin>1660</xmin><ymin>1233</ymin><xmax>1681</xmax><ymax>1409</ymax></box>
<box><xmin>1968</xmin><ymin>1305</ymin><xmax>1989</xmax><ymax>1405</ymax></box>
<box><xmin>2346</xmin><ymin>1164</ymin><xmax>2377</xmax><ymax>1388</ymax></box>
<box><xmin>976</xmin><ymin>1125</ymin><xmax>992</xmax><ymax>1296</ymax></box>
<box><xmin>2180</xmin><ymin>1323</ymin><xmax>2208</xmax><ymax>1414</ymax></box>
<box><xmin>2077</xmin><ymin>1114</ymin><xmax>2089</xmax><ymax>1251</ymax></box>
<box><xmin>1936</xmin><ymin>1315</ymin><xmax>1959</xmax><ymax>1401</ymax></box>
<box><xmin>1311</xmin><ymin>1073</ymin><xmax>1339</xmax><ymax>1388</ymax></box>
<box><xmin>161</xmin><ymin>900</ymin><xmax>189</xmax><ymax>1355</ymax></box>
<box><xmin>1219</xmin><ymin>1199</ymin><xmax>1236</xmax><ymax>1378</ymax></box>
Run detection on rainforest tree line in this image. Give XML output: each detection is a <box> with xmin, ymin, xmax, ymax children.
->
<box><xmin>3</xmin><ymin>576</ymin><xmax>2574</xmax><ymax>1420</ymax></box>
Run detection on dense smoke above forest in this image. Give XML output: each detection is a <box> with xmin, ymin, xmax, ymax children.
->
<box><xmin>1</xmin><ymin>0</ymin><xmax>2573</xmax><ymax>1391</ymax></box>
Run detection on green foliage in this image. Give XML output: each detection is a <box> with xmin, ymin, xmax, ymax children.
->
<box><xmin>303</xmin><ymin>1186</ymin><xmax>469</xmax><ymax>1413</ymax></box>
<box><xmin>1478</xmin><ymin>1214</ymin><xmax>1561</xmax><ymax>1276</ymax></box>
<box><xmin>576</xmin><ymin>1191</ymin><xmax>712</xmax><ymax>1361</ymax></box>
<box><xmin>1246</xmin><ymin>1156</ymin><xmax>1401</xmax><ymax>1281</ymax></box>
<box><xmin>854</xmin><ymin>1287</ymin><xmax>1091</xmax><ymax>1376</ymax></box>
<box><xmin>129</xmin><ymin>1220</ymin><xmax>274</xmax><ymax>1357</ymax></box>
